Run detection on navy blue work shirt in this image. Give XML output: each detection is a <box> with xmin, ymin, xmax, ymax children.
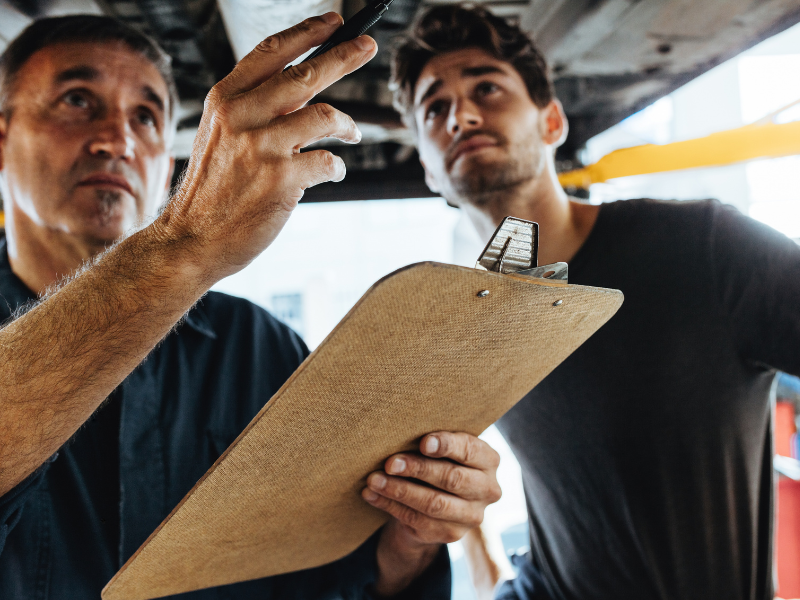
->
<box><xmin>0</xmin><ymin>239</ymin><xmax>450</xmax><ymax>599</ymax></box>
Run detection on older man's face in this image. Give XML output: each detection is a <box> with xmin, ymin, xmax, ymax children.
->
<box><xmin>0</xmin><ymin>41</ymin><xmax>173</xmax><ymax>247</ymax></box>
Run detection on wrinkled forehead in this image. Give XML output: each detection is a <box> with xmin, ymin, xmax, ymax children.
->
<box><xmin>13</xmin><ymin>41</ymin><xmax>170</xmax><ymax>114</ymax></box>
<box><xmin>413</xmin><ymin>48</ymin><xmax>513</xmax><ymax>107</ymax></box>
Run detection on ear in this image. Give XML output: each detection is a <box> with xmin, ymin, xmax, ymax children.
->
<box><xmin>420</xmin><ymin>158</ymin><xmax>440</xmax><ymax>194</ymax></box>
<box><xmin>539</xmin><ymin>99</ymin><xmax>568</xmax><ymax>148</ymax></box>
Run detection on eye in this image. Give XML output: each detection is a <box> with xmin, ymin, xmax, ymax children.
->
<box><xmin>136</xmin><ymin>109</ymin><xmax>156</xmax><ymax>127</ymax></box>
<box><xmin>62</xmin><ymin>90</ymin><xmax>90</xmax><ymax>109</ymax></box>
<box><xmin>425</xmin><ymin>99</ymin><xmax>447</xmax><ymax>121</ymax></box>
<box><xmin>476</xmin><ymin>81</ymin><xmax>500</xmax><ymax>97</ymax></box>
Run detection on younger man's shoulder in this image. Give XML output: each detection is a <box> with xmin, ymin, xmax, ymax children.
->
<box><xmin>596</xmin><ymin>198</ymin><xmax>732</xmax><ymax>247</ymax></box>
<box><xmin>602</xmin><ymin>197</ymin><xmax>724</xmax><ymax>223</ymax></box>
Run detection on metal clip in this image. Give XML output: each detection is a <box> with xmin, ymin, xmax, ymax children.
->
<box><xmin>515</xmin><ymin>262</ymin><xmax>568</xmax><ymax>282</ymax></box>
<box><xmin>475</xmin><ymin>216</ymin><xmax>568</xmax><ymax>283</ymax></box>
<box><xmin>475</xmin><ymin>217</ymin><xmax>538</xmax><ymax>273</ymax></box>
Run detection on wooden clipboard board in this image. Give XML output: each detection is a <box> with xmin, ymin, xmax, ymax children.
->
<box><xmin>103</xmin><ymin>261</ymin><xmax>623</xmax><ymax>600</ymax></box>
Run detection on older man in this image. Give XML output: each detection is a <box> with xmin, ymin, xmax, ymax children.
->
<box><xmin>390</xmin><ymin>6</ymin><xmax>800</xmax><ymax>600</ymax></box>
<box><xmin>0</xmin><ymin>14</ymin><xmax>501</xmax><ymax>599</ymax></box>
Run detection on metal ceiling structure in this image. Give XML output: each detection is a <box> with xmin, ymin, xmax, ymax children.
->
<box><xmin>2</xmin><ymin>0</ymin><xmax>800</xmax><ymax>202</ymax></box>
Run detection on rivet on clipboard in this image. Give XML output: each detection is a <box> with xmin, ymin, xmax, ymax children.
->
<box><xmin>474</xmin><ymin>216</ymin><xmax>568</xmax><ymax>283</ymax></box>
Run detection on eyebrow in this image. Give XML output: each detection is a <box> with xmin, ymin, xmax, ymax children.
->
<box><xmin>143</xmin><ymin>85</ymin><xmax>165</xmax><ymax>114</ymax></box>
<box><xmin>417</xmin><ymin>65</ymin><xmax>508</xmax><ymax>106</ymax></box>
<box><xmin>54</xmin><ymin>65</ymin><xmax>99</xmax><ymax>84</ymax></box>
<box><xmin>419</xmin><ymin>80</ymin><xmax>443</xmax><ymax>106</ymax></box>
<box><xmin>462</xmin><ymin>65</ymin><xmax>505</xmax><ymax>78</ymax></box>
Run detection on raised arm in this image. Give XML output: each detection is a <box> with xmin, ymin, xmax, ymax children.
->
<box><xmin>0</xmin><ymin>15</ymin><xmax>377</xmax><ymax>497</ymax></box>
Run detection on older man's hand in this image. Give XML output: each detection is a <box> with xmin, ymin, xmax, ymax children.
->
<box><xmin>157</xmin><ymin>14</ymin><xmax>376</xmax><ymax>284</ymax></box>
<box><xmin>363</xmin><ymin>432</ymin><xmax>502</xmax><ymax>596</ymax></box>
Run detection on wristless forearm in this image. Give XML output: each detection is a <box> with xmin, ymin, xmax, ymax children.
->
<box><xmin>373</xmin><ymin>530</ymin><xmax>441</xmax><ymax>597</ymax></box>
<box><xmin>0</xmin><ymin>222</ymin><xmax>211</xmax><ymax>496</ymax></box>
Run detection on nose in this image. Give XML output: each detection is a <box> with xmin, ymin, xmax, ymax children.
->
<box><xmin>447</xmin><ymin>98</ymin><xmax>483</xmax><ymax>136</ymax></box>
<box><xmin>87</xmin><ymin>110</ymin><xmax>135</xmax><ymax>161</ymax></box>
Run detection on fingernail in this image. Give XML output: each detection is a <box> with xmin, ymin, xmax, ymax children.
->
<box><xmin>353</xmin><ymin>36</ymin><xmax>374</xmax><ymax>52</ymax></box>
<box><xmin>321</xmin><ymin>12</ymin><xmax>341</xmax><ymax>25</ymax></box>
<box><xmin>363</xmin><ymin>489</ymin><xmax>379</xmax><ymax>502</ymax></box>
<box><xmin>388</xmin><ymin>458</ymin><xmax>406</xmax><ymax>474</ymax></box>
<box><xmin>424</xmin><ymin>436</ymin><xmax>440</xmax><ymax>454</ymax></box>
<box><xmin>333</xmin><ymin>158</ymin><xmax>346</xmax><ymax>182</ymax></box>
<box><xmin>370</xmin><ymin>473</ymin><xmax>387</xmax><ymax>490</ymax></box>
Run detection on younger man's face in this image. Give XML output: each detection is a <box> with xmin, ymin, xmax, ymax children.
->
<box><xmin>0</xmin><ymin>41</ymin><xmax>173</xmax><ymax>248</ymax></box>
<box><xmin>412</xmin><ymin>48</ymin><xmax>552</xmax><ymax>205</ymax></box>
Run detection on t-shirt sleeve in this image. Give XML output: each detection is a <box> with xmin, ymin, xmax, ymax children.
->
<box><xmin>709</xmin><ymin>201</ymin><xmax>800</xmax><ymax>376</ymax></box>
<box><xmin>0</xmin><ymin>454</ymin><xmax>56</xmax><ymax>555</ymax></box>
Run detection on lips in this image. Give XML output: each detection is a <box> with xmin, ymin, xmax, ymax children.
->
<box><xmin>77</xmin><ymin>173</ymin><xmax>134</xmax><ymax>196</ymax></box>
<box><xmin>447</xmin><ymin>134</ymin><xmax>499</xmax><ymax>168</ymax></box>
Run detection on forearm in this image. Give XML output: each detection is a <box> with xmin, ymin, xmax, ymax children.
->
<box><xmin>0</xmin><ymin>222</ymin><xmax>207</xmax><ymax>496</ymax></box>
<box><xmin>373</xmin><ymin>522</ymin><xmax>442</xmax><ymax>597</ymax></box>
<box><xmin>0</xmin><ymin>13</ymin><xmax>376</xmax><ymax>497</ymax></box>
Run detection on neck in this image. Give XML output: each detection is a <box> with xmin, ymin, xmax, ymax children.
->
<box><xmin>458</xmin><ymin>158</ymin><xmax>598</xmax><ymax>266</ymax></box>
<box><xmin>5</xmin><ymin>205</ymin><xmax>109</xmax><ymax>295</ymax></box>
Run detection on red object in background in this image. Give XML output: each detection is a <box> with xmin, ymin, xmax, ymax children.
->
<box><xmin>775</xmin><ymin>401</ymin><xmax>800</xmax><ymax>598</ymax></box>
<box><xmin>776</xmin><ymin>403</ymin><xmax>796</xmax><ymax>457</ymax></box>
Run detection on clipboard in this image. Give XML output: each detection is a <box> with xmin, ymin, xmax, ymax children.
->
<box><xmin>103</xmin><ymin>218</ymin><xmax>624</xmax><ymax>600</ymax></box>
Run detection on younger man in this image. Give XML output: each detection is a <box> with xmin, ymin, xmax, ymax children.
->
<box><xmin>391</xmin><ymin>6</ymin><xmax>800</xmax><ymax>599</ymax></box>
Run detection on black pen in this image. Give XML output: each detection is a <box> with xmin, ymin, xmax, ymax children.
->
<box><xmin>289</xmin><ymin>0</ymin><xmax>395</xmax><ymax>68</ymax></box>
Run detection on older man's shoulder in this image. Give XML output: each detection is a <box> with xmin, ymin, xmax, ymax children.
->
<box><xmin>184</xmin><ymin>291</ymin><xmax>308</xmax><ymax>356</ymax></box>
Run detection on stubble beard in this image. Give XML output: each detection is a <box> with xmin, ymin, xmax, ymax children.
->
<box><xmin>82</xmin><ymin>188</ymin><xmax>127</xmax><ymax>249</ymax></box>
<box><xmin>95</xmin><ymin>189</ymin><xmax>123</xmax><ymax>226</ymax></box>
<box><xmin>447</xmin><ymin>140</ymin><xmax>545</xmax><ymax>210</ymax></box>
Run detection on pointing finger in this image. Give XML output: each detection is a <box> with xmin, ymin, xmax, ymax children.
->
<box><xmin>272</xmin><ymin>103</ymin><xmax>361</xmax><ymax>150</ymax></box>
<box><xmin>215</xmin><ymin>13</ymin><xmax>343</xmax><ymax>96</ymax></box>
<box><xmin>291</xmin><ymin>149</ymin><xmax>346</xmax><ymax>190</ymax></box>
<box><xmin>241</xmin><ymin>36</ymin><xmax>376</xmax><ymax>126</ymax></box>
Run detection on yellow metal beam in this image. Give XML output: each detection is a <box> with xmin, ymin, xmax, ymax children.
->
<box><xmin>559</xmin><ymin>120</ymin><xmax>800</xmax><ymax>189</ymax></box>
<box><xmin>0</xmin><ymin>211</ymin><xmax>4</xmax><ymax>229</ymax></box>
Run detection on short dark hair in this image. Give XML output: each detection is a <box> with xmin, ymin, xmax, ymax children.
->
<box><xmin>390</xmin><ymin>5</ymin><xmax>554</xmax><ymax>129</ymax></box>
<box><xmin>0</xmin><ymin>15</ymin><xmax>178</xmax><ymax>120</ymax></box>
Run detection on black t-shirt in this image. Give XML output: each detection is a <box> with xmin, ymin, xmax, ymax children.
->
<box><xmin>497</xmin><ymin>199</ymin><xmax>800</xmax><ymax>600</ymax></box>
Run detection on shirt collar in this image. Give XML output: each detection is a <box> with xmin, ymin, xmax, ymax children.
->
<box><xmin>0</xmin><ymin>236</ymin><xmax>216</xmax><ymax>339</ymax></box>
<box><xmin>0</xmin><ymin>237</ymin><xmax>37</xmax><ymax>319</ymax></box>
<box><xmin>183</xmin><ymin>300</ymin><xmax>217</xmax><ymax>339</ymax></box>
